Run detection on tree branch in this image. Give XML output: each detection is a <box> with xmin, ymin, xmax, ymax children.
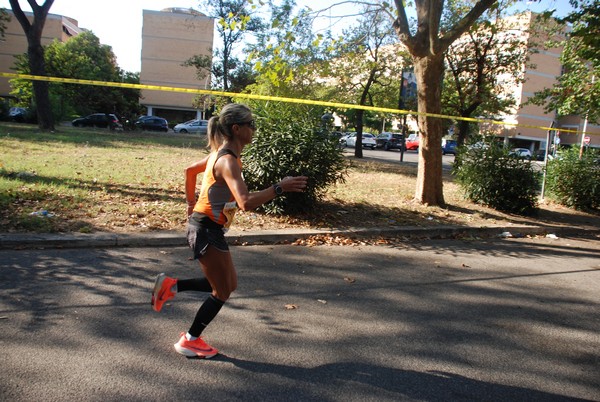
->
<box><xmin>428</xmin><ymin>0</ymin><xmax>443</xmax><ymax>54</ymax></box>
<box><xmin>9</xmin><ymin>0</ymin><xmax>31</xmax><ymax>32</ymax></box>
<box><xmin>439</xmin><ymin>0</ymin><xmax>497</xmax><ymax>50</ymax></box>
<box><xmin>393</xmin><ymin>0</ymin><xmax>413</xmax><ymax>51</ymax></box>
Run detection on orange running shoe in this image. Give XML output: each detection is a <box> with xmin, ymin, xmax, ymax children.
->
<box><xmin>174</xmin><ymin>332</ymin><xmax>218</xmax><ymax>358</ymax></box>
<box><xmin>151</xmin><ymin>273</ymin><xmax>177</xmax><ymax>312</ymax></box>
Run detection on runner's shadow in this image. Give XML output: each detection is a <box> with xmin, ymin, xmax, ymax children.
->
<box><xmin>219</xmin><ymin>356</ymin><xmax>589</xmax><ymax>401</ymax></box>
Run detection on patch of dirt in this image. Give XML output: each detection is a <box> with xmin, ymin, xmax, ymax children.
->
<box><xmin>231</xmin><ymin>197</ymin><xmax>600</xmax><ymax>234</ymax></box>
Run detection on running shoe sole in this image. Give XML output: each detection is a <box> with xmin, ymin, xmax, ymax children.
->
<box><xmin>151</xmin><ymin>273</ymin><xmax>167</xmax><ymax>311</ymax></box>
<box><xmin>174</xmin><ymin>343</ymin><xmax>218</xmax><ymax>359</ymax></box>
<box><xmin>174</xmin><ymin>334</ymin><xmax>218</xmax><ymax>358</ymax></box>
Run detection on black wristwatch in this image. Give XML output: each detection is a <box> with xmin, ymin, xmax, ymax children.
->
<box><xmin>273</xmin><ymin>184</ymin><xmax>284</xmax><ymax>196</ymax></box>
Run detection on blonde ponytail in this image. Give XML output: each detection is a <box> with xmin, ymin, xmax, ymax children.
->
<box><xmin>206</xmin><ymin>103</ymin><xmax>253</xmax><ymax>151</ymax></box>
<box><xmin>207</xmin><ymin>116</ymin><xmax>223</xmax><ymax>152</ymax></box>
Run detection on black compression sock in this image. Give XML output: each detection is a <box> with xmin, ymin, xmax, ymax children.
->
<box><xmin>188</xmin><ymin>295</ymin><xmax>225</xmax><ymax>337</ymax></box>
<box><xmin>177</xmin><ymin>278</ymin><xmax>212</xmax><ymax>292</ymax></box>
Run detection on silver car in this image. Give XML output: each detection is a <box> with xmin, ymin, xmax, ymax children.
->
<box><xmin>174</xmin><ymin>119</ymin><xmax>209</xmax><ymax>134</ymax></box>
<box><xmin>339</xmin><ymin>132</ymin><xmax>377</xmax><ymax>149</ymax></box>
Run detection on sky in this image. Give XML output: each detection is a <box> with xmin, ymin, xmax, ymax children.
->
<box><xmin>0</xmin><ymin>0</ymin><xmax>575</xmax><ymax>73</ymax></box>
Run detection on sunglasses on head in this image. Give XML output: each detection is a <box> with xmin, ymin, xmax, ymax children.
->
<box><xmin>236</xmin><ymin>120</ymin><xmax>256</xmax><ymax>130</ymax></box>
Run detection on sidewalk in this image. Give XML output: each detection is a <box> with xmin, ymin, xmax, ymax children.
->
<box><xmin>1</xmin><ymin>222</ymin><xmax>596</xmax><ymax>249</ymax></box>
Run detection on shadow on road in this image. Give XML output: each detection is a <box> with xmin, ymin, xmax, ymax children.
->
<box><xmin>223</xmin><ymin>357</ymin><xmax>589</xmax><ymax>401</ymax></box>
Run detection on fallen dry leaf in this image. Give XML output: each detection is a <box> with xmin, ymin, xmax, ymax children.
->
<box><xmin>344</xmin><ymin>277</ymin><xmax>356</xmax><ymax>283</ymax></box>
<box><xmin>292</xmin><ymin>234</ymin><xmax>371</xmax><ymax>247</ymax></box>
<box><xmin>284</xmin><ymin>304</ymin><xmax>298</xmax><ymax>310</ymax></box>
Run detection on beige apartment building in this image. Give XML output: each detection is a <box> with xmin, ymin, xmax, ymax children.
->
<box><xmin>497</xmin><ymin>12</ymin><xmax>599</xmax><ymax>151</ymax></box>
<box><xmin>1</xmin><ymin>7</ymin><xmax>213</xmax><ymax>125</ymax></box>
<box><xmin>140</xmin><ymin>8</ymin><xmax>214</xmax><ymax>123</ymax></box>
<box><xmin>0</xmin><ymin>10</ymin><xmax>82</xmax><ymax>98</ymax></box>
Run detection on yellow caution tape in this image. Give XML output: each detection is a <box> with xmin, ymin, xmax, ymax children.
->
<box><xmin>0</xmin><ymin>71</ymin><xmax>594</xmax><ymax>136</ymax></box>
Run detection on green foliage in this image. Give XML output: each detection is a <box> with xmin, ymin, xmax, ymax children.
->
<box><xmin>530</xmin><ymin>4</ymin><xmax>600</xmax><ymax>123</ymax></box>
<box><xmin>453</xmin><ymin>142</ymin><xmax>541</xmax><ymax>215</ymax></box>
<box><xmin>532</xmin><ymin>35</ymin><xmax>600</xmax><ymax>122</ymax></box>
<box><xmin>240</xmin><ymin>101</ymin><xmax>348</xmax><ymax>214</ymax></box>
<box><xmin>563</xmin><ymin>0</ymin><xmax>600</xmax><ymax>62</ymax></box>
<box><xmin>246</xmin><ymin>0</ymin><xmax>325</xmax><ymax>91</ymax></box>
<box><xmin>0</xmin><ymin>7</ymin><xmax>9</xmax><ymax>38</ymax></box>
<box><xmin>9</xmin><ymin>31</ymin><xmax>141</xmax><ymax>120</ymax></box>
<box><xmin>442</xmin><ymin>0</ymin><xmax>527</xmax><ymax>145</ymax></box>
<box><xmin>545</xmin><ymin>147</ymin><xmax>600</xmax><ymax>210</ymax></box>
<box><xmin>323</xmin><ymin>6</ymin><xmax>404</xmax><ymax>109</ymax></box>
<box><xmin>198</xmin><ymin>0</ymin><xmax>265</xmax><ymax>91</ymax></box>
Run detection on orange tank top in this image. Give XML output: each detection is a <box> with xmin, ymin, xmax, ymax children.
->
<box><xmin>193</xmin><ymin>149</ymin><xmax>241</xmax><ymax>229</ymax></box>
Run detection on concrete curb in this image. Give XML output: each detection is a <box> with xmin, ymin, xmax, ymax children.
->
<box><xmin>1</xmin><ymin>224</ymin><xmax>595</xmax><ymax>250</ymax></box>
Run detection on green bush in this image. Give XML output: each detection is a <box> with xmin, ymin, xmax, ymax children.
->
<box><xmin>241</xmin><ymin>101</ymin><xmax>348</xmax><ymax>214</ymax></box>
<box><xmin>545</xmin><ymin>147</ymin><xmax>600</xmax><ymax>210</ymax></box>
<box><xmin>453</xmin><ymin>142</ymin><xmax>541</xmax><ymax>215</ymax></box>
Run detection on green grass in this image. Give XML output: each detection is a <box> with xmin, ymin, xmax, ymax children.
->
<box><xmin>0</xmin><ymin>122</ymin><xmax>208</xmax><ymax>233</ymax></box>
<box><xmin>1</xmin><ymin>122</ymin><xmax>598</xmax><ymax>234</ymax></box>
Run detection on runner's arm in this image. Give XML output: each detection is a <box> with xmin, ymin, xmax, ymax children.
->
<box><xmin>218</xmin><ymin>156</ymin><xmax>307</xmax><ymax>211</ymax></box>
<box><xmin>184</xmin><ymin>155</ymin><xmax>210</xmax><ymax>214</ymax></box>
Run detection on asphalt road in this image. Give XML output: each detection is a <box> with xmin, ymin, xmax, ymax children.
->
<box><xmin>341</xmin><ymin>146</ymin><xmax>457</xmax><ymax>169</ymax></box>
<box><xmin>342</xmin><ymin>146</ymin><xmax>548</xmax><ymax>173</ymax></box>
<box><xmin>2</xmin><ymin>234</ymin><xmax>599</xmax><ymax>401</ymax></box>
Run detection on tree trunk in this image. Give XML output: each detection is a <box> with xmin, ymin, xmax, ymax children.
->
<box><xmin>354</xmin><ymin>109</ymin><xmax>364</xmax><ymax>158</ymax></box>
<box><xmin>222</xmin><ymin>51</ymin><xmax>229</xmax><ymax>91</ymax></box>
<box><xmin>414</xmin><ymin>53</ymin><xmax>445</xmax><ymax>206</ymax></box>
<box><xmin>28</xmin><ymin>40</ymin><xmax>53</xmax><ymax>130</ymax></box>
<box><xmin>457</xmin><ymin>118</ymin><xmax>470</xmax><ymax>147</ymax></box>
<box><xmin>9</xmin><ymin>0</ymin><xmax>55</xmax><ymax>131</ymax></box>
<box><xmin>392</xmin><ymin>0</ymin><xmax>498</xmax><ymax>208</ymax></box>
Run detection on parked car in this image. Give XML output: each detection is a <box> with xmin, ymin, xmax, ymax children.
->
<box><xmin>509</xmin><ymin>148</ymin><xmax>532</xmax><ymax>159</ymax></box>
<box><xmin>135</xmin><ymin>116</ymin><xmax>153</xmax><ymax>122</ymax></box>
<box><xmin>467</xmin><ymin>141</ymin><xmax>490</xmax><ymax>150</ymax></box>
<box><xmin>441</xmin><ymin>139</ymin><xmax>457</xmax><ymax>155</ymax></box>
<box><xmin>330</xmin><ymin>131</ymin><xmax>344</xmax><ymax>140</ymax></box>
<box><xmin>135</xmin><ymin>116</ymin><xmax>169</xmax><ymax>132</ymax></box>
<box><xmin>174</xmin><ymin>119</ymin><xmax>208</xmax><ymax>134</ymax></box>
<box><xmin>72</xmin><ymin>113</ymin><xmax>122</xmax><ymax>129</ymax></box>
<box><xmin>534</xmin><ymin>149</ymin><xmax>547</xmax><ymax>161</ymax></box>
<box><xmin>376</xmin><ymin>132</ymin><xmax>404</xmax><ymax>150</ymax></box>
<box><xmin>339</xmin><ymin>132</ymin><xmax>376</xmax><ymax>149</ymax></box>
<box><xmin>405</xmin><ymin>133</ymin><xmax>420</xmax><ymax>150</ymax></box>
<box><xmin>8</xmin><ymin>107</ymin><xmax>28</xmax><ymax>122</ymax></box>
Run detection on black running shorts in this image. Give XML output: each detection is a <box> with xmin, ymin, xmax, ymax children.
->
<box><xmin>186</xmin><ymin>220</ymin><xmax>229</xmax><ymax>259</ymax></box>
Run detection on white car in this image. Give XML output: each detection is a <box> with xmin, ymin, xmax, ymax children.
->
<box><xmin>510</xmin><ymin>148</ymin><xmax>532</xmax><ymax>159</ymax></box>
<box><xmin>173</xmin><ymin>119</ymin><xmax>209</xmax><ymax>134</ymax></box>
<box><xmin>339</xmin><ymin>132</ymin><xmax>376</xmax><ymax>149</ymax></box>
